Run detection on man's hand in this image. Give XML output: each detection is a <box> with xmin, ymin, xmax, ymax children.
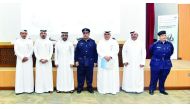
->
<box><xmin>22</xmin><ymin>57</ymin><xmax>29</xmax><ymax>63</ymax></box>
<box><xmin>104</xmin><ymin>56</ymin><xmax>112</xmax><ymax>62</ymax></box>
<box><xmin>123</xmin><ymin>62</ymin><xmax>129</xmax><ymax>66</ymax></box>
<box><xmin>55</xmin><ymin>64</ymin><xmax>58</xmax><ymax>67</ymax></box>
<box><xmin>140</xmin><ymin>64</ymin><xmax>144</xmax><ymax>68</ymax></box>
<box><xmin>70</xmin><ymin>64</ymin><xmax>73</xmax><ymax>67</ymax></box>
<box><xmin>75</xmin><ymin>62</ymin><xmax>79</xmax><ymax>66</ymax></box>
<box><xmin>40</xmin><ymin>59</ymin><xmax>48</xmax><ymax>64</ymax></box>
<box><xmin>44</xmin><ymin>60</ymin><xmax>48</xmax><ymax>63</ymax></box>
<box><xmin>40</xmin><ymin>59</ymin><xmax>45</xmax><ymax>63</ymax></box>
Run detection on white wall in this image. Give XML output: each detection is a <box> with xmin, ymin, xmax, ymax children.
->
<box><xmin>20</xmin><ymin>0</ymin><xmax>120</xmax><ymax>41</ymax></box>
<box><xmin>0</xmin><ymin>2</ymin><xmax>21</xmax><ymax>42</ymax></box>
<box><xmin>120</xmin><ymin>2</ymin><xmax>146</xmax><ymax>43</ymax></box>
<box><xmin>0</xmin><ymin>0</ymin><xmax>146</xmax><ymax>43</ymax></box>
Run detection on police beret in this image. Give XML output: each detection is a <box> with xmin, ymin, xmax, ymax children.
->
<box><xmin>82</xmin><ymin>28</ymin><xmax>90</xmax><ymax>33</ymax></box>
<box><xmin>157</xmin><ymin>30</ymin><xmax>166</xmax><ymax>36</ymax></box>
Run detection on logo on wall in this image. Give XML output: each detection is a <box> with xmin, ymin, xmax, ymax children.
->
<box><xmin>167</xmin><ymin>33</ymin><xmax>174</xmax><ymax>42</ymax></box>
<box><xmin>158</xmin><ymin>14</ymin><xmax>178</xmax><ymax>59</ymax></box>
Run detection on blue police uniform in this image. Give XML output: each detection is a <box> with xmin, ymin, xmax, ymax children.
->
<box><xmin>149</xmin><ymin>40</ymin><xmax>174</xmax><ymax>92</ymax></box>
<box><xmin>75</xmin><ymin>38</ymin><xmax>98</xmax><ymax>92</ymax></box>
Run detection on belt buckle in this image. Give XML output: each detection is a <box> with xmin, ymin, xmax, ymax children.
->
<box><xmin>162</xmin><ymin>57</ymin><xmax>164</xmax><ymax>61</ymax></box>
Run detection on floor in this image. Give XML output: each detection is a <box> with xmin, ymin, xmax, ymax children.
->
<box><xmin>0</xmin><ymin>90</ymin><xmax>189</xmax><ymax>104</ymax></box>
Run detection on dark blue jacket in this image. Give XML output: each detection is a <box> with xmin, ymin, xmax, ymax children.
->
<box><xmin>75</xmin><ymin>38</ymin><xmax>98</xmax><ymax>67</ymax></box>
<box><xmin>150</xmin><ymin>40</ymin><xmax>174</xmax><ymax>69</ymax></box>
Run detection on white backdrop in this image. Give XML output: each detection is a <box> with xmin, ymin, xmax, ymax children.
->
<box><xmin>20</xmin><ymin>0</ymin><xmax>120</xmax><ymax>41</ymax></box>
<box><xmin>120</xmin><ymin>1</ymin><xmax>146</xmax><ymax>44</ymax></box>
<box><xmin>0</xmin><ymin>2</ymin><xmax>21</xmax><ymax>42</ymax></box>
<box><xmin>0</xmin><ymin>0</ymin><xmax>146</xmax><ymax>43</ymax></box>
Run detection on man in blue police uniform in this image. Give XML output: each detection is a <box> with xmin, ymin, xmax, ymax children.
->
<box><xmin>149</xmin><ymin>30</ymin><xmax>174</xmax><ymax>95</ymax></box>
<box><xmin>75</xmin><ymin>28</ymin><xmax>98</xmax><ymax>94</ymax></box>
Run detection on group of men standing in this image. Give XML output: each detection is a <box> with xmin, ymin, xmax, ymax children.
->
<box><xmin>14</xmin><ymin>28</ymin><xmax>173</xmax><ymax>95</ymax></box>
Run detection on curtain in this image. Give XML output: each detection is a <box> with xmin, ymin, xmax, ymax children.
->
<box><xmin>146</xmin><ymin>3</ymin><xmax>155</xmax><ymax>59</ymax></box>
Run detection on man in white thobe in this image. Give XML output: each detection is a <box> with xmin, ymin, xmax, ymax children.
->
<box><xmin>34</xmin><ymin>30</ymin><xmax>53</xmax><ymax>93</ymax></box>
<box><xmin>122</xmin><ymin>31</ymin><xmax>146</xmax><ymax>93</ymax></box>
<box><xmin>14</xmin><ymin>30</ymin><xmax>34</xmax><ymax>95</ymax></box>
<box><xmin>54</xmin><ymin>32</ymin><xmax>74</xmax><ymax>93</ymax></box>
<box><xmin>97</xmin><ymin>31</ymin><xmax>120</xmax><ymax>94</ymax></box>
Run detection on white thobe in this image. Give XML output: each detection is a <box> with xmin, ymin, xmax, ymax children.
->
<box><xmin>97</xmin><ymin>38</ymin><xmax>120</xmax><ymax>94</ymax></box>
<box><xmin>122</xmin><ymin>39</ymin><xmax>146</xmax><ymax>93</ymax></box>
<box><xmin>54</xmin><ymin>40</ymin><xmax>74</xmax><ymax>92</ymax></box>
<box><xmin>14</xmin><ymin>38</ymin><xmax>34</xmax><ymax>93</ymax></box>
<box><xmin>34</xmin><ymin>38</ymin><xmax>53</xmax><ymax>93</ymax></box>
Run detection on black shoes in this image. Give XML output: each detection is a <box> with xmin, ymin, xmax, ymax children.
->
<box><xmin>57</xmin><ymin>90</ymin><xmax>74</xmax><ymax>93</ymax></box>
<box><xmin>77</xmin><ymin>88</ymin><xmax>94</xmax><ymax>94</ymax></box>
<box><xmin>160</xmin><ymin>91</ymin><xmax>168</xmax><ymax>95</ymax></box>
<box><xmin>149</xmin><ymin>90</ymin><xmax>168</xmax><ymax>95</ymax></box>
<box><xmin>48</xmin><ymin>91</ymin><xmax>53</xmax><ymax>93</ymax></box>
<box><xmin>56</xmin><ymin>90</ymin><xmax>62</xmax><ymax>93</ymax></box>
<box><xmin>69</xmin><ymin>90</ymin><xmax>75</xmax><ymax>93</ymax></box>
<box><xmin>15</xmin><ymin>92</ymin><xmax>34</xmax><ymax>95</ymax></box>
<box><xmin>149</xmin><ymin>90</ymin><xmax>154</xmax><ymax>95</ymax></box>
<box><xmin>87</xmin><ymin>88</ymin><xmax>94</xmax><ymax>93</ymax></box>
<box><xmin>77</xmin><ymin>90</ymin><xmax>82</xmax><ymax>94</ymax></box>
<box><xmin>15</xmin><ymin>93</ymin><xmax>22</xmax><ymax>95</ymax></box>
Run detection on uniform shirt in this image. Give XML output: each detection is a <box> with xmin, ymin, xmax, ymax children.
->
<box><xmin>75</xmin><ymin>38</ymin><xmax>98</xmax><ymax>67</ymax></box>
<box><xmin>150</xmin><ymin>40</ymin><xmax>174</xmax><ymax>69</ymax></box>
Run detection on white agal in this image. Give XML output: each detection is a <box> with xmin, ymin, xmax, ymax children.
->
<box><xmin>34</xmin><ymin>38</ymin><xmax>53</xmax><ymax>93</ymax></box>
<box><xmin>54</xmin><ymin>40</ymin><xmax>74</xmax><ymax>92</ymax></box>
<box><xmin>97</xmin><ymin>38</ymin><xmax>120</xmax><ymax>94</ymax></box>
<box><xmin>122</xmin><ymin>39</ymin><xmax>146</xmax><ymax>93</ymax></box>
<box><xmin>14</xmin><ymin>38</ymin><xmax>34</xmax><ymax>93</ymax></box>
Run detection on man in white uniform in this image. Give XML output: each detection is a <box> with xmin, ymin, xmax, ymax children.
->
<box><xmin>14</xmin><ymin>30</ymin><xmax>34</xmax><ymax>95</ymax></box>
<box><xmin>55</xmin><ymin>32</ymin><xmax>74</xmax><ymax>93</ymax></box>
<box><xmin>97</xmin><ymin>31</ymin><xmax>120</xmax><ymax>94</ymax></box>
<box><xmin>34</xmin><ymin>30</ymin><xmax>54</xmax><ymax>93</ymax></box>
<box><xmin>122</xmin><ymin>31</ymin><xmax>146</xmax><ymax>93</ymax></box>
